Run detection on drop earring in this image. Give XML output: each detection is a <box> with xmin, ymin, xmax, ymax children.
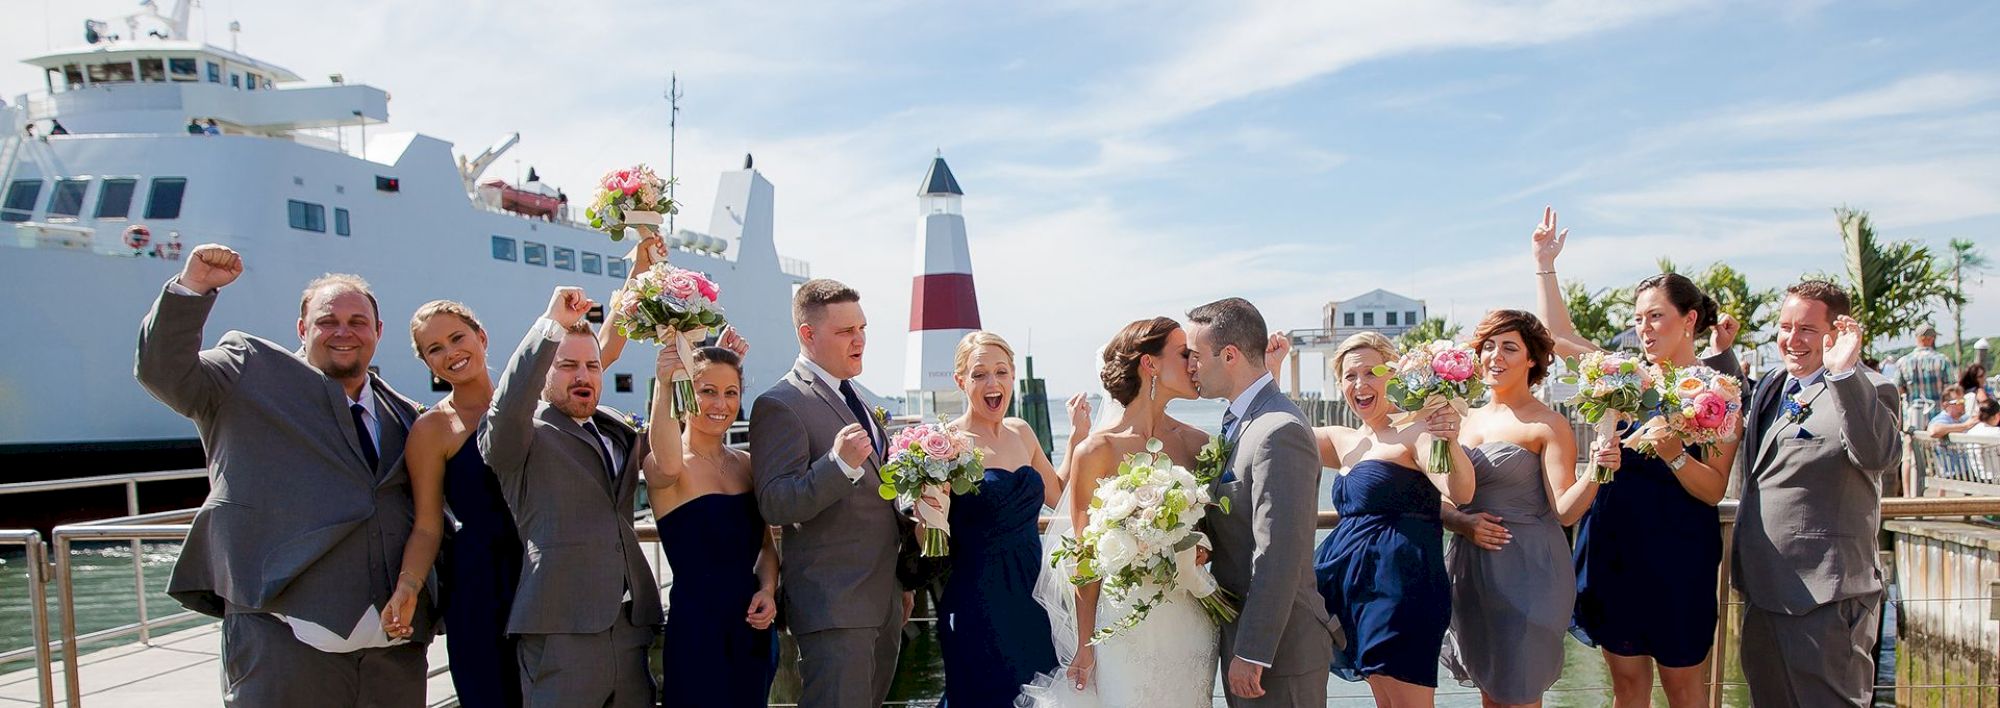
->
<box><xmin>1150</xmin><ymin>374</ymin><xmax>1159</xmax><ymax>401</ymax></box>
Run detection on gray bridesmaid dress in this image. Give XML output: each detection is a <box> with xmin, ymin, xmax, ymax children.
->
<box><xmin>1440</xmin><ymin>441</ymin><xmax>1576</xmax><ymax>704</ymax></box>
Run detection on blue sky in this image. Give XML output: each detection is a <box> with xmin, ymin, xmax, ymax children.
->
<box><xmin>9</xmin><ymin>1</ymin><xmax>1997</xmax><ymax>396</ymax></box>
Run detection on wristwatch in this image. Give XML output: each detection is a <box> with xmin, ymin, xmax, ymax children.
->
<box><xmin>1667</xmin><ymin>453</ymin><xmax>1690</xmax><ymax>471</ymax></box>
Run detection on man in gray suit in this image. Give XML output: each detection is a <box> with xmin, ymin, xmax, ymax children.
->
<box><xmin>135</xmin><ymin>244</ymin><xmax>432</xmax><ymax>707</ymax></box>
<box><xmin>1185</xmin><ymin>298</ymin><xmax>1339</xmax><ymax>707</ymax></box>
<box><xmin>482</xmin><ymin>287</ymin><xmax>662</xmax><ymax>707</ymax></box>
<box><xmin>1733</xmin><ymin>280</ymin><xmax>1902</xmax><ymax>707</ymax></box>
<box><xmin>750</xmin><ymin>279</ymin><xmax>908</xmax><ymax>708</ymax></box>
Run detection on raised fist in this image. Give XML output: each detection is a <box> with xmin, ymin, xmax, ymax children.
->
<box><xmin>180</xmin><ymin>243</ymin><xmax>242</xmax><ymax>294</ymax></box>
<box><xmin>544</xmin><ymin>286</ymin><xmax>594</xmax><ymax>328</ymax></box>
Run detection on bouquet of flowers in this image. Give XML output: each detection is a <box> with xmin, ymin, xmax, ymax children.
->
<box><xmin>1558</xmin><ymin>351</ymin><xmax>1659</xmax><ymax>482</ymax></box>
<box><xmin>586</xmin><ymin>164</ymin><xmax>678</xmax><ymax>241</ymax></box>
<box><xmin>1374</xmin><ymin>340</ymin><xmax>1485</xmax><ymax>474</ymax></box>
<box><xmin>1628</xmin><ymin>363</ymin><xmax>1744</xmax><ymax>456</ymax></box>
<box><xmin>877</xmin><ymin>423</ymin><xmax>985</xmax><ymax>557</ymax></box>
<box><xmin>1052</xmin><ymin>439</ymin><xmax>1237</xmax><ymax>643</ymax></box>
<box><xmin>613</xmin><ymin>263</ymin><xmax>725</xmax><ymax>418</ymax></box>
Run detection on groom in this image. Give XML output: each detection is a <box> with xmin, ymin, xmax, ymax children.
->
<box><xmin>751</xmin><ymin>279</ymin><xmax>906</xmax><ymax>708</ymax></box>
<box><xmin>1186</xmin><ymin>298</ymin><xmax>1339</xmax><ymax>706</ymax></box>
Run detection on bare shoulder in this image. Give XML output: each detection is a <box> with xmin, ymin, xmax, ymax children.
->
<box><xmin>1002</xmin><ymin>417</ymin><xmax>1044</xmax><ymax>446</ymax></box>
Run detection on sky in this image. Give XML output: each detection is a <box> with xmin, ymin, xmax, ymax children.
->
<box><xmin>8</xmin><ymin>0</ymin><xmax>1998</xmax><ymax>397</ymax></box>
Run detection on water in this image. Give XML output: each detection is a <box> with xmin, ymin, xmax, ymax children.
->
<box><xmin>0</xmin><ymin>396</ymin><xmax>1751</xmax><ymax>704</ymax></box>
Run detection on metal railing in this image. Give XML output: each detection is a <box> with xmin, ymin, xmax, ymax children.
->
<box><xmin>1909</xmin><ymin>430</ymin><xmax>2000</xmax><ymax>497</ymax></box>
<box><xmin>21</xmin><ymin>495</ymin><xmax>2000</xmax><ymax>706</ymax></box>
<box><xmin>1</xmin><ymin>530</ymin><xmax>53</xmax><ymax>708</ymax></box>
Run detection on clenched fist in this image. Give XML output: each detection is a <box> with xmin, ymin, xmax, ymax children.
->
<box><xmin>544</xmin><ymin>287</ymin><xmax>594</xmax><ymax>328</ymax></box>
<box><xmin>180</xmin><ymin>243</ymin><xmax>243</xmax><ymax>294</ymax></box>
<box><xmin>834</xmin><ymin>423</ymin><xmax>874</xmax><ymax>468</ymax></box>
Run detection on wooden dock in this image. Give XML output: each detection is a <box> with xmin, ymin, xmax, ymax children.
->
<box><xmin>0</xmin><ymin>623</ymin><xmax>459</xmax><ymax>707</ymax></box>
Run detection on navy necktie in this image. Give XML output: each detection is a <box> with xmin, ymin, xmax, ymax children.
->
<box><xmin>581</xmin><ymin>420</ymin><xmax>617</xmax><ymax>481</ymax></box>
<box><xmin>349</xmin><ymin>403</ymin><xmax>379</xmax><ymax>471</ymax></box>
<box><xmin>1218</xmin><ymin>409</ymin><xmax>1239</xmax><ymax>483</ymax></box>
<box><xmin>838</xmin><ymin>379</ymin><xmax>882</xmax><ymax>456</ymax></box>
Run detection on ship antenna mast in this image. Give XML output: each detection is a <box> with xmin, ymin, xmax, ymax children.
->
<box><xmin>665</xmin><ymin>73</ymin><xmax>683</xmax><ymax>234</ymax></box>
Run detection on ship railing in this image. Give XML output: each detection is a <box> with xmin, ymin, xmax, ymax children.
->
<box><xmin>0</xmin><ymin>530</ymin><xmax>54</xmax><ymax>708</ymax></box>
<box><xmin>1909</xmin><ymin>430</ymin><xmax>2000</xmax><ymax>497</ymax></box>
<box><xmin>23</xmin><ymin>496</ymin><xmax>2000</xmax><ymax>707</ymax></box>
<box><xmin>779</xmin><ymin>256</ymin><xmax>812</xmax><ymax>280</ymax></box>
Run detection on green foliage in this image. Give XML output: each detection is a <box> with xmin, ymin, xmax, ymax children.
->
<box><xmin>1561</xmin><ymin>280</ymin><xmax>1633</xmax><ymax>349</ymax></box>
<box><xmin>1396</xmin><ymin>316</ymin><xmax>1462</xmax><ymax>350</ymax></box>
<box><xmin>1833</xmin><ymin>207</ymin><xmax>1964</xmax><ymax>356</ymax></box>
<box><xmin>1695</xmin><ymin>262</ymin><xmax>1782</xmax><ymax>348</ymax></box>
<box><xmin>1947</xmin><ymin>238</ymin><xmax>1991</xmax><ymax>360</ymax></box>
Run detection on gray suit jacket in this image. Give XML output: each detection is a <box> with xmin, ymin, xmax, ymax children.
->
<box><xmin>481</xmin><ymin>323</ymin><xmax>663</xmax><ymax>635</ymax></box>
<box><xmin>135</xmin><ymin>283</ymin><xmax>436</xmax><ymax>641</ymax></box>
<box><xmin>1732</xmin><ymin>368</ymin><xmax>1901</xmax><ymax>615</ymax></box>
<box><xmin>1206</xmin><ymin>380</ymin><xmax>1340</xmax><ymax>672</ymax></box>
<box><xmin>749</xmin><ymin>359</ymin><xmax>902</xmax><ymax>635</ymax></box>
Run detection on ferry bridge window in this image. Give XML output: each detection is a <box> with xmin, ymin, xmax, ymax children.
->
<box><xmin>607</xmin><ymin>257</ymin><xmax>628</xmax><ymax>279</ymax></box>
<box><xmin>144</xmin><ymin>178</ymin><xmax>187</xmax><ymax>219</ymax></box>
<box><xmin>205</xmin><ymin>61</ymin><xmax>220</xmax><ymax>83</ymax></box>
<box><xmin>48</xmin><ymin>179</ymin><xmax>89</xmax><ymax>219</ymax></box>
<box><xmin>89</xmin><ymin>61</ymin><xmax>136</xmax><ymax>84</ymax></box>
<box><xmin>581</xmin><ymin>252</ymin><xmax>603</xmax><ymax>275</ymax></box>
<box><xmin>2</xmin><ymin>180</ymin><xmax>42</xmax><ymax>223</ymax></box>
<box><xmin>62</xmin><ymin>64</ymin><xmax>83</xmax><ymax>89</ymax></box>
<box><xmin>139</xmin><ymin>58</ymin><xmax>166</xmax><ymax>83</ymax></box>
<box><xmin>334</xmin><ymin>208</ymin><xmax>351</xmax><ymax>237</ymax></box>
<box><xmin>614</xmin><ymin>374</ymin><xmax>634</xmax><ymax>393</ymax></box>
<box><xmin>95</xmin><ymin>178</ymin><xmax>137</xmax><ymax>219</ymax></box>
<box><xmin>523</xmin><ymin>242</ymin><xmax>548</xmax><ymax>267</ymax></box>
<box><xmin>553</xmin><ymin>247</ymin><xmax>576</xmax><ymax>271</ymax></box>
<box><xmin>169</xmin><ymin>58</ymin><xmax>197</xmax><ymax>81</ymax></box>
<box><xmin>287</xmin><ymin>200</ymin><xmax>326</xmax><ymax>233</ymax></box>
<box><xmin>491</xmin><ymin>235</ymin><xmax>517</xmax><ymax>261</ymax></box>
<box><xmin>230</xmin><ymin>74</ymin><xmax>240</xmax><ymax>89</ymax></box>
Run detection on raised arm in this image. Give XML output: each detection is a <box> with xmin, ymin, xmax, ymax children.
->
<box><xmin>1048</xmin><ymin>393</ymin><xmax>1096</xmax><ymax>507</ymax></box>
<box><xmin>599</xmin><ymin>235</ymin><xmax>665</xmax><ymax>368</ymax></box>
<box><xmin>135</xmin><ymin>244</ymin><xmax>248</xmax><ymax>420</ymax></box>
<box><xmin>1529</xmin><ymin>207</ymin><xmax>1600</xmax><ymax>358</ymax></box>
<box><xmin>1824</xmin><ymin>317</ymin><xmax>1904</xmax><ymax>474</ymax></box>
<box><xmin>642</xmin><ymin>349</ymin><xmax>688</xmax><ymax>508</ymax></box>
<box><xmin>482</xmin><ymin>287</ymin><xmax>593</xmax><ymax>483</ymax></box>
<box><xmin>1231</xmin><ymin>420</ymin><xmax>1322</xmax><ymax>667</ymax></box>
<box><xmin>750</xmin><ymin>395</ymin><xmax>874</xmax><ymax>526</ymax></box>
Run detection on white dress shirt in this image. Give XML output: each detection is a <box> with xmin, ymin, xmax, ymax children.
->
<box><xmin>1223</xmin><ymin>373</ymin><xmax>1276</xmax><ymax>442</ymax></box>
<box><xmin>798</xmin><ymin>355</ymin><xmax>870</xmax><ymax>483</ymax></box>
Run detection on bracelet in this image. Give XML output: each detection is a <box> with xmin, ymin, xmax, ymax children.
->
<box><xmin>1535</xmin><ymin>270</ymin><xmax>1557</xmax><ymax>276</ymax></box>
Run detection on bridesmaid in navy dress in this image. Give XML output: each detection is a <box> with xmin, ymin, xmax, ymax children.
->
<box><xmin>1531</xmin><ymin>207</ymin><xmax>1741</xmax><ymax>708</ymax></box>
<box><xmin>643</xmin><ymin>340</ymin><xmax>777</xmax><ymax>708</ymax></box>
<box><xmin>933</xmin><ymin>331</ymin><xmax>1063</xmax><ymax>707</ymax></box>
<box><xmin>1285</xmin><ymin>331</ymin><xmax>1475</xmax><ymax>707</ymax></box>
<box><xmin>382</xmin><ymin>301</ymin><xmax>522</xmax><ymax>707</ymax></box>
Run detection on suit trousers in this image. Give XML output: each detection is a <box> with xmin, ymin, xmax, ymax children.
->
<box><xmin>1741</xmin><ymin>592</ymin><xmax>1882</xmax><ymax>708</ymax></box>
<box><xmin>220</xmin><ymin>611</ymin><xmax>426</xmax><ymax>708</ymax></box>
<box><xmin>516</xmin><ymin>604</ymin><xmax>656</xmax><ymax>708</ymax></box>
<box><xmin>794</xmin><ymin>619</ymin><xmax>902</xmax><ymax>708</ymax></box>
<box><xmin>1220</xmin><ymin>626</ymin><xmax>1328</xmax><ymax>708</ymax></box>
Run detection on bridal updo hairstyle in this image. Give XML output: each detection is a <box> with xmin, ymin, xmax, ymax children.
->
<box><xmin>1101</xmin><ymin>317</ymin><xmax>1181</xmax><ymax>406</ymax></box>
<box><xmin>1470</xmin><ymin>309</ymin><xmax>1556</xmax><ymax>385</ymax></box>
<box><xmin>1634</xmin><ymin>272</ymin><xmax>1721</xmax><ymax>336</ymax></box>
<box><xmin>953</xmin><ymin>331</ymin><xmax>1016</xmax><ymax>378</ymax></box>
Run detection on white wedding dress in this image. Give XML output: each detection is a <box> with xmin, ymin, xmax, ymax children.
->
<box><xmin>1019</xmin><ymin>398</ymin><xmax>1218</xmax><ymax>708</ymax></box>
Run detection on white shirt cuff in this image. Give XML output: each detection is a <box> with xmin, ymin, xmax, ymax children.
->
<box><xmin>165</xmin><ymin>278</ymin><xmax>204</xmax><ymax>297</ymax></box>
<box><xmin>532</xmin><ymin>317</ymin><xmax>566</xmax><ymax>342</ymax></box>
<box><xmin>1825</xmin><ymin>368</ymin><xmax>1857</xmax><ymax>382</ymax></box>
<box><xmin>828</xmin><ymin>450</ymin><xmax>864</xmax><ymax>483</ymax></box>
<box><xmin>1236</xmin><ymin>655</ymin><xmax>1271</xmax><ymax>668</ymax></box>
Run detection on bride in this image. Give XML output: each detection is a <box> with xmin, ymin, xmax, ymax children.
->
<box><xmin>1023</xmin><ymin>316</ymin><xmax>1220</xmax><ymax>706</ymax></box>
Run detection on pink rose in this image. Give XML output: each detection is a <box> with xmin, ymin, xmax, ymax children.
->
<box><xmin>617</xmin><ymin>174</ymin><xmax>643</xmax><ymax>196</ymax></box>
<box><xmin>1691</xmin><ymin>391</ymin><xmax>1730</xmax><ymax>430</ymax></box>
<box><xmin>891</xmin><ymin>428</ymin><xmax>922</xmax><ymax>452</ymax></box>
<box><xmin>1600</xmin><ymin>360</ymin><xmax>1620</xmax><ymax>376</ymax></box>
<box><xmin>1431</xmin><ymin>348</ymin><xmax>1475</xmax><ymax>382</ymax></box>
<box><xmin>662</xmin><ymin>272</ymin><xmax>700</xmax><ymax>300</ymax></box>
<box><xmin>920</xmin><ymin>430</ymin><xmax>955</xmax><ymax>459</ymax></box>
<box><xmin>692</xmin><ymin>274</ymin><xmax>719</xmax><ymax>301</ymax></box>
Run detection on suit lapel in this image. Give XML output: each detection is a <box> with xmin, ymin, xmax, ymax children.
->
<box><xmin>540</xmin><ymin>406</ymin><xmax>618</xmax><ymax>497</ymax></box>
<box><xmin>791</xmin><ymin>360</ymin><xmax>881</xmax><ymax>467</ymax></box>
<box><xmin>321</xmin><ymin>375</ymin><xmax>376</xmax><ymax>482</ymax></box>
<box><xmin>1746</xmin><ymin>374</ymin><xmax>1784</xmax><ymax>472</ymax></box>
<box><xmin>369</xmin><ymin>387</ymin><xmax>408</xmax><ymax>482</ymax></box>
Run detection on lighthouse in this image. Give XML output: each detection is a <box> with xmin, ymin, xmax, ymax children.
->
<box><xmin>904</xmin><ymin>152</ymin><xmax>982</xmax><ymax>417</ymax></box>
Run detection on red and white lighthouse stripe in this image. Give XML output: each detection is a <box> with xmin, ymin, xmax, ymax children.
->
<box><xmin>905</xmin><ymin>155</ymin><xmax>980</xmax><ymax>392</ymax></box>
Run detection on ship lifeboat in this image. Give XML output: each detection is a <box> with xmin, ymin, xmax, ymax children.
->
<box><xmin>478</xmin><ymin>179</ymin><xmax>562</xmax><ymax>218</ymax></box>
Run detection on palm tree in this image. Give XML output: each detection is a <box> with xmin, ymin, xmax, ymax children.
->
<box><xmin>1398</xmin><ymin>316</ymin><xmax>1463</xmax><ymax>350</ymax></box>
<box><xmin>1560</xmin><ymin>280</ymin><xmax>1632</xmax><ymax>349</ymax></box>
<box><xmin>1834</xmin><ymin>207</ymin><xmax>1963</xmax><ymax>356</ymax></box>
<box><xmin>1697</xmin><ymin>262</ymin><xmax>1781</xmax><ymax>348</ymax></box>
<box><xmin>1947</xmin><ymin>237</ymin><xmax>1990</xmax><ymax>360</ymax></box>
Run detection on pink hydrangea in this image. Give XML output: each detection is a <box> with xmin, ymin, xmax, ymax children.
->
<box><xmin>1431</xmin><ymin>348</ymin><xmax>1476</xmax><ymax>382</ymax></box>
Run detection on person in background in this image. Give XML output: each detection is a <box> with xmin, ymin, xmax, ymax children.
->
<box><xmin>1927</xmin><ymin>386</ymin><xmax>1977</xmax><ymax>438</ymax></box>
<box><xmin>1970</xmin><ymin>399</ymin><xmax>2000</xmax><ymax>433</ymax></box>
<box><xmin>187</xmin><ymin>118</ymin><xmax>204</xmax><ymax>135</ymax></box>
<box><xmin>1959</xmin><ymin>364</ymin><xmax>1993</xmax><ymax>406</ymax></box>
<box><xmin>1895</xmin><ymin>324</ymin><xmax>1957</xmax><ymax>424</ymax></box>
<box><xmin>204</xmin><ymin>119</ymin><xmax>221</xmax><ymax>135</ymax></box>
<box><xmin>49</xmin><ymin>119</ymin><xmax>68</xmax><ymax>135</ymax></box>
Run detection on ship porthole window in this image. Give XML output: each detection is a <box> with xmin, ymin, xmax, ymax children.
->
<box><xmin>144</xmin><ymin>178</ymin><xmax>187</xmax><ymax>219</ymax></box>
<box><xmin>95</xmin><ymin>178</ymin><xmax>137</xmax><ymax>219</ymax></box>
<box><xmin>614</xmin><ymin>374</ymin><xmax>634</xmax><ymax>393</ymax></box>
<box><xmin>205</xmin><ymin>61</ymin><xmax>220</xmax><ymax>83</ymax></box>
<box><xmin>582</xmin><ymin>252</ymin><xmax>603</xmax><ymax>275</ymax></box>
<box><xmin>607</xmin><ymin>258</ymin><xmax>628</xmax><ymax>279</ymax></box>
<box><xmin>491</xmin><ymin>235</ymin><xmax>517</xmax><ymax>261</ymax></box>
<box><xmin>286</xmin><ymin>200</ymin><xmax>326</xmax><ymax>232</ymax></box>
<box><xmin>2</xmin><ymin>180</ymin><xmax>43</xmax><ymax>223</ymax></box>
<box><xmin>523</xmin><ymin>242</ymin><xmax>548</xmax><ymax>267</ymax></box>
<box><xmin>553</xmin><ymin>247</ymin><xmax>576</xmax><ymax>271</ymax></box>
<box><xmin>334</xmin><ymin>208</ymin><xmax>351</xmax><ymax>237</ymax></box>
<box><xmin>47</xmin><ymin>179</ymin><xmax>90</xmax><ymax>220</ymax></box>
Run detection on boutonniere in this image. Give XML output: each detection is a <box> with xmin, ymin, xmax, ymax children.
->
<box><xmin>1193</xmin><ymin>435</ymin><xmax>1235</xmax><ymax>513</ymax></box>
<box><xmin>624</xmin><ymin>412</ymin><xmax>649</xmax><ymax>434</ymax></box>
<box><xmin>872</xmin><ymin>405</ymin><xmax>890</xmax><ymax>428</ymax></box>
<box><xmin>414</xmin><ymin>403</ymin><xmax>430</xmax><ymax>414</ymax></box>
<box><xmin>1781</xmin><ymin>393</ymin><xmax>1811</xmax><ymax>425</ymax></box>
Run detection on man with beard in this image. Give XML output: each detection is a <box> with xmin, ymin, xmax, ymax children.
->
<box><xmin>483</xmin><ymin>286</ymin><xmax>661</xmax><ymax>707</ymax></box>
<box><xmin>1732</xmin><ymin>280</ymin><xmax>1901</xmax><ymax>707</ymax></box>
<box><xmin>136</xmin><ymin>244</ymin><xmax>432</xmax><ymax>707</ymax></box>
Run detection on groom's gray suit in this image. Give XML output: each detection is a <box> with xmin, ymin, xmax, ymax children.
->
<box><xmin>136</xmin><ymin>282</ymin><xmax>432</xmax><ymax>707</ymax></box>
<box><xmin>751</xmin><ymin>358</ymin><xmax>903</xmax><ymax>708</ymax></box>
<box><xmin>1208</xmin><ymin>378</ymin><xmax>1340</xmax><ymax>707</ymax></box>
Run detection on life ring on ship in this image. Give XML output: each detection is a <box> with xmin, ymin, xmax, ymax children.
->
<box><xmin>123</xmin><ymin>225</ymin><xmax>151</xmax><ymax>250</ymax></box>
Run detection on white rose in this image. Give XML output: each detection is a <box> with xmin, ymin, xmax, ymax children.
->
<box><xmin>1099</xmin><ymin>491</ymin><xmax>1139</xmax><ymax>522</ymax></box>
<box><xmin>1097</xmin><ymin>529</ymin><xmax>1140</xmax><ymax>570</ymax></box>
<box><xmin>1133</xmin><ymin>484</ymin><xmax>1166</xmax><ymax>508</ymax></box>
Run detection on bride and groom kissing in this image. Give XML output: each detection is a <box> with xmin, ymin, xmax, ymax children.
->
<box><xmin>1032</xmin><ymin>297</ymin><xmax>1342</xmax><ymax>707</ymax></box>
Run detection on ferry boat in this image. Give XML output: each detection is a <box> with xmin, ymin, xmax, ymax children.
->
<box><xmin>0</xmin><ymin>0</ymin><xmax>811</xmax><ymax>475</ymax></box>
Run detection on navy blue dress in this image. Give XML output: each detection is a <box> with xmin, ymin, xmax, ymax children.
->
<box><xmin>936</xmin><ymin>466</ymin><xmax>1058</xmax><ymax>708</ymax></box>
<box><xmin>1315</xmin><ymin>459</ymin><xmax>1449</xmax><ymax>687</ymax></box>
<box><xmin>1570</xmin><ymin>427</ymin><xmax>1721</xmax><ymax>668</ymax></box>
<box><xmin>658</xmin><ymin>493</ymin><xmax>775</xmax><ymax>707</ymax></box>
<box><xmin>440</xmin><ymin>435</ymin><xmax>523</xmax><ymax>708</ymax></box>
